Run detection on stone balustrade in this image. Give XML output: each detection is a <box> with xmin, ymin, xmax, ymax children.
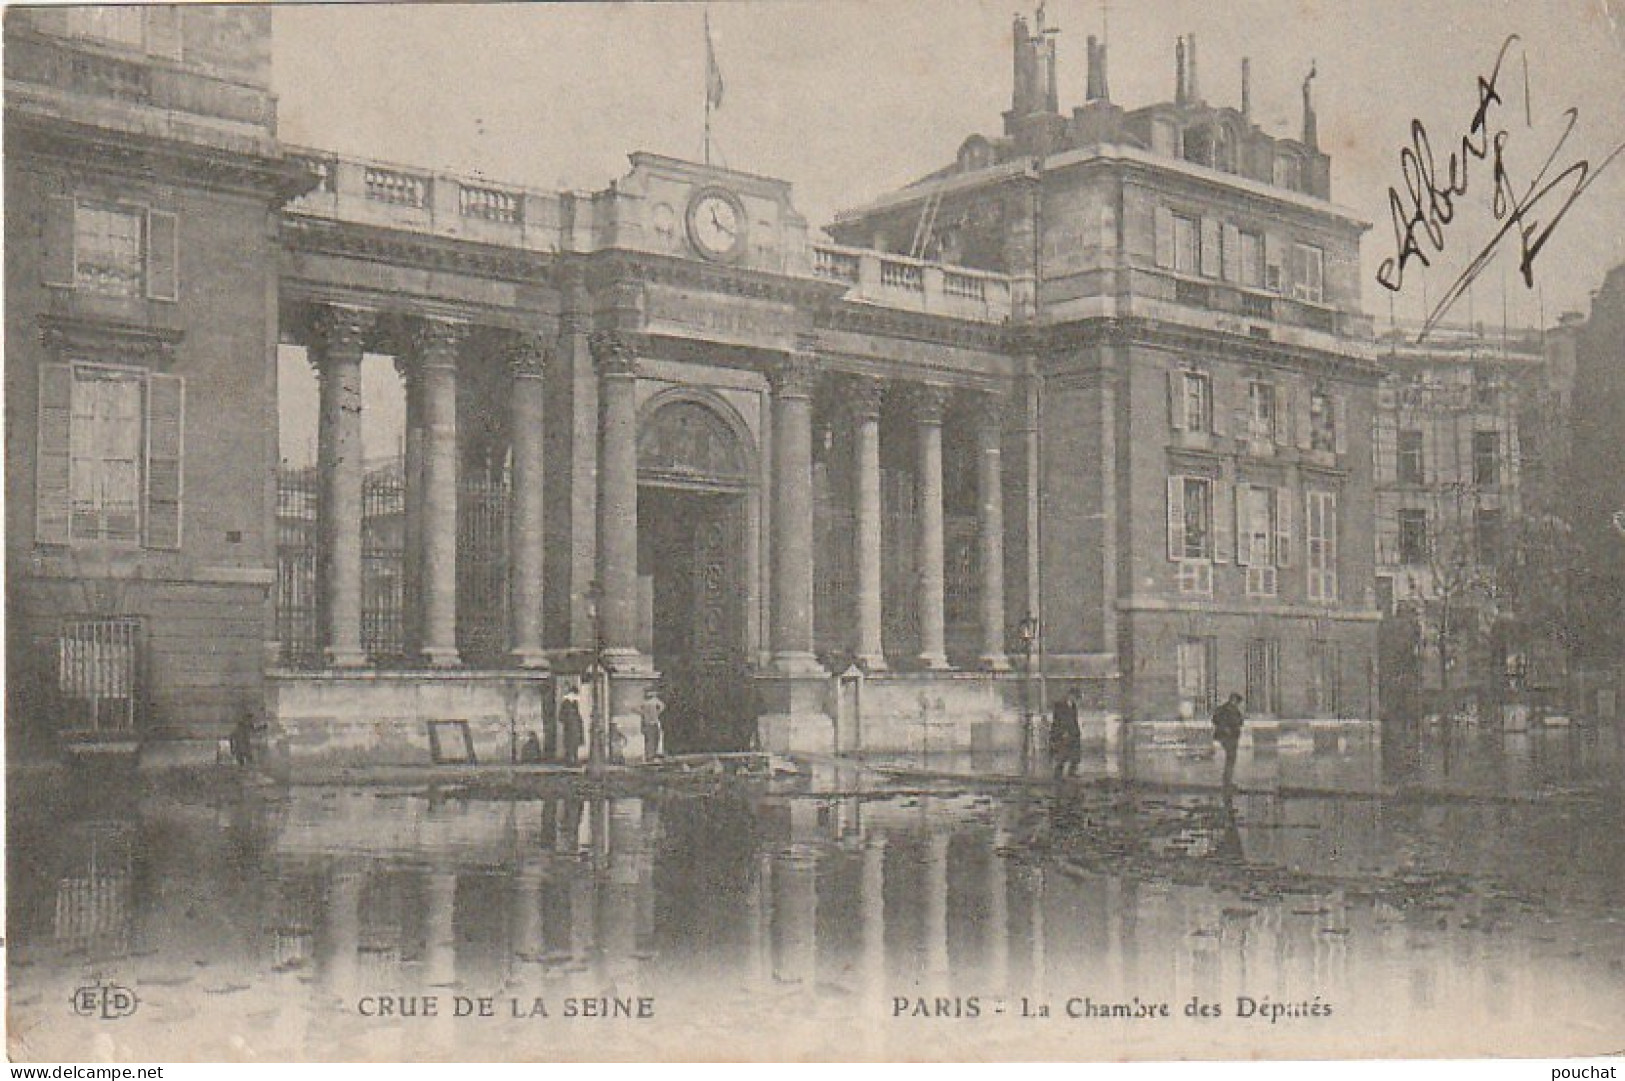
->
<box><xmin>810</xmin><ymin>242</ymin><xmax>1016</xmax><ymax>323</ymax></box>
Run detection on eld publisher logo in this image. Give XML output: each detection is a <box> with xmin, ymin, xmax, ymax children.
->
<box><xmin>71</xmin><ymin>983</ymin><xmax>138</xmax><ymax>1020</ymax></box>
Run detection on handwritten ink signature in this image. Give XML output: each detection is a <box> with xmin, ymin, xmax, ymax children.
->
<box><xmin>1375</xmin><ymin>34</ymin><xmax>1625</xmax><ymax>338</ymax></box>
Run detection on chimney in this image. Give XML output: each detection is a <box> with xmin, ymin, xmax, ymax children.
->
<box><xmin>1175</xmin><ymin>37</ymin><xmax>1187</xmax><ymax>105</ymax></box>
<box><xmin>1086</xmin><ymin>35</ymin><xmax>1102</xmax><ymax>101</ymax></box>
<box><xmin>1187</xmin><ymin>34</ymin><xmax>1200</xmax><ymax>103</ymax></box>
<box><xmin>1098</xmin><ymin>38</ymin><xmax>1110</xmax><ymax>101</ymax></box>
<box><xmin>1301</xmin><ymin>61</ymin><xmax>1319</xmax><ymax>147</ymax></box>
<box><xmin>1241</xmin><ymin>58</ymin><xmax>1251</xmax><ymax>120</ymax></box>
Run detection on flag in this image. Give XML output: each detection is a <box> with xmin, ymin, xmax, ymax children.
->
<box><xmin>705</xmin><ymin>10</ymin><xmax>724</xmax><ymax>110</ymax></box>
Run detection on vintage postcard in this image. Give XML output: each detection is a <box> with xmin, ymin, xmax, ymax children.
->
<box><xmin>5</xmin><ymin>0</ymin><xmax>1624</xmax><ymax>1064</ymax></box>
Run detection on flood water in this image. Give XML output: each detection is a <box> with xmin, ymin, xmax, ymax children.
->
<box><xmin>8</xmin><ymin>725</ymin><xmax>1624</xmax><ymax>1062</ymax></box>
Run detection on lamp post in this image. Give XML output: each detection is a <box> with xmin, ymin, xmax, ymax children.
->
<box><xmin>586</xmin><ymin>581</ymin><xmax>608</xmax><ymax>777</ymax></box>
<box><xmin>1017</xmin><ymin>614</ymin><xmax>1038</xmax><ymax>772</ymax></box>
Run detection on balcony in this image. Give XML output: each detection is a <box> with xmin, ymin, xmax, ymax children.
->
<box><xmin>810</xmin><ymin>243</ymin><xmax>1015</xmax><ymax>323</ymax></box>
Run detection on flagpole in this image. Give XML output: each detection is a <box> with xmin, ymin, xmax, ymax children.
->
<box><xmin>703</xmin><ymin>9</ymin><xmax>713</xmax><ymax>166</ymax></box>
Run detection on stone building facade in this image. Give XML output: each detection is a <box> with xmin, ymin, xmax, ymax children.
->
<box><xmin>5</xmin><ymin>8</ymin><xmax>1383</xmax><ymax>766</ymax></box>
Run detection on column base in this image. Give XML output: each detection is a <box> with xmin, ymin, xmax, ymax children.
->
<box><xmin>605</xmin><ymin>664</ymin><xmax>658</xmax><ymax>765</ymax></box>
<box><xmin>418</xmin><ymin>647</ymin><xmax>462</xmax><ymax>669</ymax></box>
<box><xmin>855</xmin><ymin>653</ymin><xmax>889</xmax><ymax>673</ymax></box>
<box><xmin>510</xmin><ymin>647</ymin><xmax>552</xmax><ymax>671</ymax></box>
<box><xmin>918</xmin><ymin>652</ymin><xmax>951</xmax><ymax>671</ymax></box>
<box><xmin>772</xmin><ymin>650</ymin><xmax>828</xmax><ymax>679</ymax></box>
<box><xmin>755</xmin><ymin>668</ymin><xmax>834</xmax><ymax>755</ymax></box>
<box><xmin>324</xmin><ymin>647</ymin><xmax>368</xmax><ymax>669</ymax></box>
<box><xmin>979</xmin><ymin>653</ymin><xmax>1012</xmax><ymax>672</ymax></box>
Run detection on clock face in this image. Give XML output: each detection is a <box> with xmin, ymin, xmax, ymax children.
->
<box><xmin>686</xmin><ymin>188</ymin><xmax>746</xmax><ymax>260</ymax></box>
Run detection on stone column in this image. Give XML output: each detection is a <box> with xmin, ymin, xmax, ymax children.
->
<box><xmin>769</xmin><ymin>352</ymin><xmax>820</xmax><ymax>674</ymax></box>
<box><xmin>860</xmin><ymin>835</ymin><xmax>888</xmax><ymax>994</ymax></box>
<box><xmin>588</xmin><ymin>332</ymin><xmax>653</xmax><ymax>764</ymax></box>
<box><xmin>311</xmin><ymin>305</ymin><xmax>374</xmax><ymax>668</ymax></box>
<box><xmin>410</xmin><ymin>319</ymin><xmax>465</xmax><ymax>667</ymax></box>
<box><xmin>923</xmin><ymin>830</ymin><xmax>951</xmax><ymax>978</ymax></box>
<box><xmin>914</xmin><ymin>385</ymin><xmax>952</xmax><ymax>670</ymax></box>
<box><xmin>986</xmin><ymin>826</ymin><xmax>1010</xmax><ymax>987</ymax></box>
<box><xmin>771</xmin><ymin>846</ymin><xmax>817</xmax><ymax>985</ymax></box>
<box><xmin>396</xmin><ymin>358</ymin><xmax>425</xmax><ymax>657</ymax></box>
<box><xmin>849</xmin><ymin>376</ymin><xmax>887</xmax><ymax>671</ymax></box>
<box><xmin>423</xmin><ymin>869</ymin><xmax>458</xmax><ymax>987</ymax></box>
<box><xmin>976</xmin><ymin>392</ymin><xmax>1011</xmax><ymax>671</ymax></box>
<box><xmin>321</xmin><ymin>864</ymin><xmax>363</xmax><ymax>996</ymax></box>
<box><xmin>588</xmin><ymin>333</ymin><xmax>644</xmax><ymax>666</ymax></box>
<box><xmin>506</xmin><ymin>334</ymin><xmax>550</xmax><ymax>668</ymax></box>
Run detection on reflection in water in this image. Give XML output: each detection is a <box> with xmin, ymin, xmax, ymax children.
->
<box><xmin>8</xmin><ymin>728</ymin><xmax>1625</xmax><ymax>1061</ymax></box>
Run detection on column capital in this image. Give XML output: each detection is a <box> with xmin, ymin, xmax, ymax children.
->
<box><xmin>769</xmin><ymin>353</ymin><xmax>820</xmax><ymax>399</ymax></box>
<box><xmin>588</xmin><ymin>331</ymin><xmax>641</xmax><ymax>377</ymax></box>
<box><xmin>973</xmin><ymin>388</ymin><xmax>1008</xmax><ymax>432</ymax></box>
<box><xmin>406</xmin><ymin>318</ymin><xmax>467</xmax><ymax>370</ymax></box>
<box><xmin>504</xmin><ymin>332</ymin><xmax>551</xmax><ymax>378</ymax></box>
<box><xmin>844</xmin><ymin>374</ymin><xmax>887</xmax><ymax>421</ymax></box>
<box><xmin>911</xmin><ymin>383</ymin><xmax>953</xmax><ymax>424</ymax></box>
<box><xmin>308</xmin><ymin>305</ymin><xmax>375</xmax><ymax>363</ymax></box>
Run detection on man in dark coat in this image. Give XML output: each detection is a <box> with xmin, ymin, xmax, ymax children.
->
<box><xmin>1211</xmin><ymin>693</ymin><xmax>1245</xmax><ymax>790</ymax></box>
<box><xmin>1050</xmin><ymin>687</ymin><xmax>1083</xmax><ymax>779</ymax></box>
<box><xmin>558</xmin><ymin>685</ymin><xmax>585</xmax><ymax>766</ymax></box>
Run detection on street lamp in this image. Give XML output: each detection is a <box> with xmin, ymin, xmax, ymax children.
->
<box><xmin>586</xmin><ymin>581</ymin><xmax>608</xmax><ymax>777</ymax></box>
<box><xmin>1017</xmin><ymin>614</ymin><xmax>1039</xmax><ymax>771</ymax></box>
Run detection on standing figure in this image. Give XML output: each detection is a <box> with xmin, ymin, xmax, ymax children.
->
<box><xmin>558</xmin><ymin>684</ymin><xmax>585</xmax><ymax>766</ymax></box>
<box><xmin>639</xmin><ymin>686</ymin><xmax>666</xmax><ymax>760</ymax></box>
<box><xmin>1049</xmin><ymin>687</ymin><xmax>1083</xmax><ymax>780</ymax></box>
<box><xmin>1211</xmin><ymin>692</ymin><xmax>1246</xmax><ymax>790</ymax></box>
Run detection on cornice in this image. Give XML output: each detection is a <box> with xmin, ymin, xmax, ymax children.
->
<box><xmin>816</xmin><ymin>298</ymin><xmax>1013</xmax><ymax>352</ymax></box>
<box><xmin>1035</xmin><ymin>315</ymin><xmax>1384</xmax><ymax>382</ymax></box>
<box><xmin>6</xmin><ymin>111</ymin><xmax>310</xmax><ymax>202</ymax></box>
<box><xmin>281</xmin><ymin>214</ymin><xmax>557</xmax><ymax>284</ymax></box>
<box><xmin>578</xmin><ymin>250</ymin><xmax>841</xmax><ymax>309</ymax></box>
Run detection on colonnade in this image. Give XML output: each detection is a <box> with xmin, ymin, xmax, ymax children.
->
<box><xmin>303</xmin><ymin>302</ymin><xmax>548</xmax><ymax>669</ymax></box>
<box><xmin>299</xmin><ymin>304</ymin><xmax>1013</xmax><ymax>677</ymax></box>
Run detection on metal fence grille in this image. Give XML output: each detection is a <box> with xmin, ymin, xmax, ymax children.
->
<box><xmin>53</xmin><ymin>830</ymin><xmax>133</xmax><ymax>955</ymax></box>
<box><xmin>457</xmin><ymin>472</ymin><xmax>510</xmax><ymax>666</ymax></box>
<box><xmin>276</xmin><ymin>465</ymin><xmax>321</xmax><ymax>667</ymax></box>
<box><xmin>362</xmin><ymin>463</ymin><xmax>407</xmax><ymax>665</ymax></box>
<box><xmin>881</xmin><ymin>467</ymin><xmax>918</xmax><ymax>657</ymax></box>
<box><xmin>813</xmin><ymin>463</ymin><xmax>854</xmax><ymax>658</ymax></box>
<box><xmin>56</xmin><ymin>616</ymin><xmax>141</xmax><ymax>735</ymax></box>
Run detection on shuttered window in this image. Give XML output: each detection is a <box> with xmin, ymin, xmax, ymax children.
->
<box><xmin>1166</xmin><ymin>475</ymin><xmax>1213</xmax><ymax>562</ymax></box>
<box><xmin>41</xmin><ymin>197</ymin><xmax>179</xmax><ymax>302</ymax></box>
<box><xmin>36</xmin><ymin>362</ymin><xmax>184</xmax><ymax>549</ymax></box>
<box><xmin>1307</xmin><ymin>490</ymin><xmax>1339</xmax><ymax>602</ymax></box>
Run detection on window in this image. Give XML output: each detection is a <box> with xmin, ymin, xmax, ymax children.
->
<box><xmin>1240</xmin><ymin>485</ymin><xmax>1279</xmax><ymax>596</ymax></box>
<box><xmin>1289</xmin><ymin>242</ymin><xmax>1324</xmax><ymax>303</ymax></box>
<box><xmin>36</xmin><ymin>362</ymin><xmax>184</xmax><ymax>549</ymax></box>
<box><xmin>56</xmin><ymin>616</ymin><xmax>142</xmax><ymax>734</ymax></box>
<box><xmin>1398</xmin><ymin>508</ymin><xmax>1429</xmax><ymax>565</ymax></box>
<box><xmin>74</xmin><ymin>205</ymin><xmax>144</xmax><ymax>297</ymax></box>
<box><xmin>1472</xmin><ymin>369</ymin><xmax>1499</xmax><ymax>408</ymax></box>
<box><xmin>1307</xmin><ymin>490</ymin><xmax>1339</xmax><ymax>602</ymax></box>
<box><xmin>1238</xmin><ymin>230</ymin><xmax>1264</xmax><ymax>288</ymax></box>
<box><xmin>1475</xmin><ymin>507</ymin><xmax>1502</xmax><ymax>562</ymax></box>
<box><xmin>1182</xmin><ymin>371</ymin><xmax>1210</xmax><ymax>432</ymax></box>
<box><xmin>1248</xmin><ymin>381</ymin><xmax>1277</xmax><ymax>445</ymax></box>
<box><xmin>46</xmin><ymin>199</ymin><xmax>178</xmax><ymax>302</ymax></box>
<box><xmin>1167</xmin><ymin>475</ymin><xmax>1213</xmax><ymax>561</ymax></box>
<box><xmin>1397</xmin><ymin>429</ymin><xmax>1425</xmax><ymax>484</ymax></box>
<box><xmin>1473</xmin><ymin>430</ymin><xmax>1501</xmax><ymax>487</ymax></box>
<box><xmin>1173</xmin><ymin>213</ymin><xmax>1200</xmax><ymax>275</ymax></box>
<box><xmin>1307</xmin><ymin>640</ymin><xmax>1340</xmax><ymax>716</ymax></box>
<box><xmin>1178</xmin><ymin>637</ymin><xmax>1219</xmax><ymax>715</ymax></box>
<box><xmin>1309</xmin><ymin>390</ymin><xmax>1337</xmax><ymax>453</ymax></box>
<box><xmin>1246</xmin><ymin>638</ymin><xmax>1281</xmax><ymax>715</ymax></box>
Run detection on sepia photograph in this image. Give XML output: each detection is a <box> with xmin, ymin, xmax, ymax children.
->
<box><xmin>3</xmin><ymin>0</ymin><xmax>1624</xmax><ymax>1065</ymax></box>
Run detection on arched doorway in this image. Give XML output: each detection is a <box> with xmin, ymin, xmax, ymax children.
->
<box><xmin>637</xmin><ymin>395</ymin><xmax>756</xmax><ymax>753</ymax></box>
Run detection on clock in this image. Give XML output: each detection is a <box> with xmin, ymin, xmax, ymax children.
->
<box><xmin>685</xmin><ymin>187</ymin><xmax>747</xmax><ymax>261</ymax></box>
